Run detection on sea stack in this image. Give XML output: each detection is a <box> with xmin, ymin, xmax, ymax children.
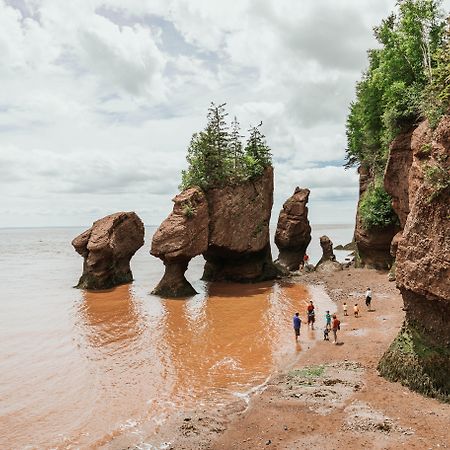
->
<box><xmin>315</xmin><ymin>235</ymin><xmax>342</xmax><ymax>272</ymax></box>
<box><xmin>353</xmin><ymin>166</ymin><xmax>398</xmax><ymax>269</ymax></box>
<box><xmin>379</xmin><ymin>115</ymin><xmax>450</xmax><ymax>401</ymax></box>
<box><xmin>72</xmin><ymin>212</ymin><xmax>145</xmax><ymax>290</ymax></box>
<box><xmin>151</xmin><ymin>188</ymin><xmax>209</xmax><ymax>297</ymax></box>
<box><xmin>203</xmin><ymin>166</ymin><xmax>279</xmax><ymax>282</ymax></box>
<box><xmin>274</xmin><ymin>187</ymin><xmax>311</xmax><ymax>271</ymax></box>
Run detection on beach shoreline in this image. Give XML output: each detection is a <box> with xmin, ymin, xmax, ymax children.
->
<box><xmin>156</xmin><ymin>267</ymin><xmax>450</xmax><ymax>450</ymax></box>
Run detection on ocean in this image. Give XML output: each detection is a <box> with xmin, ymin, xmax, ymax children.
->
<box><xmin>0</xmin><ymin>224</ymin><xmax>353</xmax><ymax>449</ymax></box>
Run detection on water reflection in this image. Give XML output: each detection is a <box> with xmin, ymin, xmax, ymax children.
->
<box><xmin>77</xmin><ymin>284</ymin><xmax>144</xmax><ymax>352</ymax></box>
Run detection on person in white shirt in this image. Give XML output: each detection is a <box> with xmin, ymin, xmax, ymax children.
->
<box><xmin>365</xmin><ymin>287</ymin><xmax>372</xmax><ymax>310</ymax></box>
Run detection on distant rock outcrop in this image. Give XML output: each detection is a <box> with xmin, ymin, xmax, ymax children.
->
<box><xmin>151</xmin><ymin>188</ymin><xmax>209</xmax><ymax>297</ymax></box>
<box><xmin>354</xmin><ymin>166</ymin><xmax>398</xmax><ymax>269</ymax></box>
<box><xmin>203</xmin><ymin>166</ymin><xmax>279</xmax><ymax>282</ymax></box>
<box><xmin>72</xmin><ymin>212</ymin><xmax>145</xmax><ymax>290</ymax></box>
<box><xmin>274</xmin><ymin>187</ymin><xmax>311</xmax><ymax>271</ymax></box>
<box><xmin>379</xmin><ymin>115</ymin><xmax>450</xmax><ymax>401</ymax></box>
<box><xmin>315</xmin><ymin>235</ymin><xmax>342</xmax><ymax>272</ymax></box>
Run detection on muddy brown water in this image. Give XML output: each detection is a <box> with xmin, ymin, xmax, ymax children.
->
<box><xmin>0</xmin><ymin>227</ymin><xmax>344</xmax><ymax>449</ymax></box>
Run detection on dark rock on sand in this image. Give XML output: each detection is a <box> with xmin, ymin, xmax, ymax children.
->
<box><xmin>72</xmin><ymin>212</ymin><xmax>145</xmax><ymax>290</ymax></box>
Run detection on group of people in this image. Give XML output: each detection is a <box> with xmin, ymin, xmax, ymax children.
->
<box><xmin>292</xmin><ymin>288</ymin><xmax>373</xmax><ymax>345</ymax></box>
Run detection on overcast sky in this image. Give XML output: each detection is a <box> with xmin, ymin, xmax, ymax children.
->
<box><xmin>1</xmin><ymin>0</ymin><xmax>448</xmax><ymax>228</ymax></box>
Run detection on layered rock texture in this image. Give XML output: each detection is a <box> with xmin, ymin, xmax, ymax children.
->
<box><xmin>379</xmin><ymin>115</ymin><xmax>450</xmax><ymax>401</ymax></box>
<box><xmin>315</xmin><ymin>235</ymin><xmax>342</xmax><ymax>273</ymax></box>
<box><xmin>151</xmin><ymin>167</ymin><xmax>280</xmax><ymax>297</ymax></box>
<box><xmin>354</xmin><ymin>166</ymin><xmax>398</xmax><ymax>269</ymax></box>
<box><xmin>151</xmin><ymin>188</ymin><xmax>209</xmax><ymax>297</ymax></box>
<box><xmin>274</xmin><ymin>187</ymin><xmax>311</xmax><ymax>271</ymax></box>
<box><xmin>203</xmin><ymin>167</ymin><xmax>279</xmax><ymax>282</ymax></box>
<box><xmin>72</xmin><ymin>212</ymin><xmax>145</xmax><ymax>290</ymax></box>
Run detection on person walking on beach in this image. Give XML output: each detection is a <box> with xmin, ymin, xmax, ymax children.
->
<box><xmin>325</xmin><ymin>310</ymin><xmax>332</xmax><ymax>330</ymax></box>
<box><xmin>307</xmin><ymin>301</ymin><xmax>315</xmax><ymax>330</ymax></box>
<box><xmin>365</xmin><ymin>287</ymin><xmax>372</xmax><ymax>310</ymax></box>
<box><xmin>354</xmin><ymin>303</ymin><xmax>359</xmax><ymax>317</ymax></box>
<box><xmin>331</xmin><ymin>314</ymin><xmax>340</xmax><ymax>344</ymax></box>
<box><xmin>343</xmin><ymin>302</ymin><xmax>348</xmax><ymax>316</ymax></box>
<box><xmin>293</xmin><ymin>312</ymin><xmax>301</xmax><ymax>342</ymax></box>
<box><xmin>300</xmin><ymin>253</ymin><xmax>309</xmax><ymax>270</ymax></box>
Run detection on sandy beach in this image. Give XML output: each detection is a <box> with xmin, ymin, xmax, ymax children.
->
<box><xmin>159</xmin><ymin>268</ymin><xmax>450</xmax><ymax>450</ymax></box>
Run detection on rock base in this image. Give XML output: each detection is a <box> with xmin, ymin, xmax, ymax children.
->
<box><xmin>378</xmin><ymin>322</ymin><xmax>450</xmax><ymax>402</ymax></box>
<box><xmin>203</xmin><ymin>245</ymin><xmax>281</xmax><ymax>282</ymax></box>
<box><xmin>151</xmin><ymin>261</ymin><xmax>197</xmax><ymax>298</ymax></box>
<box><xmin>75</xmin><ymin>271</ymin><xmax>133</xmax><ymax>290</ymax></box>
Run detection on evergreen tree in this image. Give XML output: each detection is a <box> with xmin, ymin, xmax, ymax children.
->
<box><xmin>229</xmin><ymin>116</ymin><xmax>245</xmax><ymax>181</ymax></box>
<box><xmin>244</xmin><ymin>123</ymin><xmax>272</xmax><ymax>177</ymax></box>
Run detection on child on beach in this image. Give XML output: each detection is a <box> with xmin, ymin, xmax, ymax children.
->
<box><xmin>325</xmin><ymin>310</ymin><xmax>332</xmax><ymax>329</ymax></box>
<box><xmin>343</xmin><ymin>302</ymin><xmax>348</xmax><ymax>316</ymax></box>
<box><xmin>354</xmin><ymin>303</ymin><xmax>359</xmax><ymax>317</ymax></box>
<box><xmin>331</xmin><ymin>314</ymin><xmax>340</xmax><ymax>344</ymax></box>
<box><xmin>323</xmin><ymin>327</ymin><xmax>329</xmax><ymax>341</ymax></box>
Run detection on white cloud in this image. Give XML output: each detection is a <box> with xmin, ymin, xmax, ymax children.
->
<box><xmin>2</xmin><ymin>0</ymin><xmax>447</xmax><ymax>227</ymax></box>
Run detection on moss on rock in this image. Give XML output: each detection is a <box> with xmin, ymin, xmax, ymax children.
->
<box><xmin>378</xmin><ymin>322</ymin><xmax>450</xmax><ymax>402</ymax></box>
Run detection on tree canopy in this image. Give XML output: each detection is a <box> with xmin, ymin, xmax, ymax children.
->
<box><xmin>180</xmin><ymin>103</ymin><xmax>272</xmax><ymax>190</ymax></box>
<box><xmin>345</xmin><ymin>0</ymin><xmax>448</xmax><ymax>229</ymax></box>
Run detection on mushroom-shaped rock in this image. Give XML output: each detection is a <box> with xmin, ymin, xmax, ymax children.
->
<box><xmin>151</xmin><ymin>187</ymin><xmax>209</xmax><ymax>297</ymax></box>
<box><xmin>316</xmin><ymin>235</ymin><xmax>342</xmax><ymax>272</ymax></box>
<box><xmin>72</xmin><ymin>212</ymin><xmax>145</xmax><ymax>290</ymax></box>
<box><xmin>275</xmin><ymin>187</ymin><xmax>311</xmax><ymax>271</ymax></box>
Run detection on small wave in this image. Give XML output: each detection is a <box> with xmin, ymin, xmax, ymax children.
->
<box><xmin>210</xmin><ymin>356</ymin><xmax>243</xmax><ymax>371</ymax></box>
<box><xmin>232</xmin><ymin>373</ymin><xmax>271</xmax><ymax>406</ymax></box>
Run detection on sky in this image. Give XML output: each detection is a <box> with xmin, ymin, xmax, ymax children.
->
<box><xmin>1</xmin><ymin>0</ymin><xmax>448</xmax><ymax>228</ymax></box>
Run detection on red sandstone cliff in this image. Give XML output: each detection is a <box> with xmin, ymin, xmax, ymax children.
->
<box><xmin>379</xmin><ymin>115</ymin><xmax>450</xmax><ymax>400</ymax></box>
<box><xmin>354</xmin><ymin>166</ymin><xmax>398</xmax><ymax>269</ymax></box>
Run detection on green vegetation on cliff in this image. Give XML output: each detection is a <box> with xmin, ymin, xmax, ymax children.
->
<box><xmin>180</xmin><ymin>103</ymin><xmax>272</xmax><ymax>191</ymax></box>
<box><xmin>345</xmin><ymin>0</ymin><xmax>449</xmax><ymax>228</ymax></box>
<box><xmin>359</xmin><ymin>182</ymin><xmax>398</xmax><ymax>229</ymax></box>
<box><xmin>378</xmin><ymin>323</ymin><xmax>450</xmax><ymax>402</ymax></box>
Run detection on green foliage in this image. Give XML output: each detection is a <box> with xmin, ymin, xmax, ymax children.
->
<box><xmin>180</xmin><ymin>103</ymin><xmax>273</xmax><ymax>190</ymax></box>
<box><xmin>422</xmin><ymin>17</ymin><xmax>450</xmax><ymax>127</ymax></box>
<box><xmin>346</xmin><ymin>0</ymin><xmax>446</xmax><ymax>172</ymax></box>
<box><xmin>359</xmin><ymin>182</ymin><xmax>398</xmax><ymax>229</ymax></box>
<box><xmin>423</xmin><ymin>157</ymin><xmax>450</xmax><ymax>201</ymax></box>
<box><xmin>181</xmin><ymin>201</ymin><xmax>196</xmax><ymax>219</ymax></box>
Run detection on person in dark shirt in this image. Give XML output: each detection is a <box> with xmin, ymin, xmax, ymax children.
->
<box><xmin>293</xmin><ymin>312</ymin><xmax>301</xmax><ymax>341</ymax></box>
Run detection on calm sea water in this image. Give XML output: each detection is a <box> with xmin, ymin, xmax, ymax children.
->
<box><xmin>0</xmin><ymin>225</ymin><xmax>353</xmax><ymax>449</ymax></box>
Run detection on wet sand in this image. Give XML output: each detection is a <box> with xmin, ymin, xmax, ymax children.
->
<box><xmin>163</xmin><ymin>268</ymin><xmax>450</xmax><ymax>450</ymax></box>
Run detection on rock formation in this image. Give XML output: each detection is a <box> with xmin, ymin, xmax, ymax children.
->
<box><xmin>151</xmin><ymin>188</ymin><xmax>209</xmax><ymax>297</ymax></box>
<box><xmin>315</xmin><ymin>235</ymin><xmax>342</xmax><ymax>273</ymax></box>
<box><xmin>203</xmin><ymin>166</ymin><xmax>279</xmax><ymax>282</ymax></box>
<box><xmin>274</xmin><ymin>187</ymin><xmax>311</xmax><ymax>271</ymax></box>
<box><xmin>72</xmin><ymin>212</ymin><xmax>145</xmax><ymax>290</ymax></box>
<box><xmin>354</xmin><ymin>166</ymin><xmax>398</xmax><ymax>269</ymax></box>
<box><xmin>379</xmin><ymin>115</ymin><xmax>450</xmax><ymax>401</ymax></box>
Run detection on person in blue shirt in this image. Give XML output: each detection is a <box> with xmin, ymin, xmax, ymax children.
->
<box><xmin>325</xmin><ymin>310</ymin><xmax>332</xmax><ymax>330</ymax></box>
<box><xmin>293</xmin><ymin>312</ymin><xmax>301</xmax><ymax>341</ymax></box>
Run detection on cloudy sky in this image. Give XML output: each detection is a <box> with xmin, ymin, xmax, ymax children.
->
<box><xmin>1</xmin><ymin>0</ymin><xmax>447</xmax><ymax>228</ymax></box>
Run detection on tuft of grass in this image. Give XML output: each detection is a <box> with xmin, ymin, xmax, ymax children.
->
<box><xmin>288</xmin><ymin>365</ymin><xmax>325</xmax><ymax>379</ymax></box>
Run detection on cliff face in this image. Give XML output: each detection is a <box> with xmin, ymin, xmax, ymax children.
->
<box><xmin>354</xmin><ymin>166</ymin><xmax>397</xmax><ymax>269</ymax></box>
<box><xmin>151</xmin><ymin>188</ymin><xmax>209</xmax><ymax>297</ymax></box>
<box><xmin>274</xmin><ymin>187</ymin><xmax>311</xmax><ymax>271</ymax></box>
<box><xmin>203</xmin><ymin>166</ymin><xmax>279</xmax><ymax>282</ymax></box>
<box><xmin>72</xmin><ymin>212</ymin><xmax>145</xmax><ymax>290</ymax></box>
<box><xmin>379</xmin><ymin>115</ymin><xmax>450</xmax><ymax>401</ymax></box>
